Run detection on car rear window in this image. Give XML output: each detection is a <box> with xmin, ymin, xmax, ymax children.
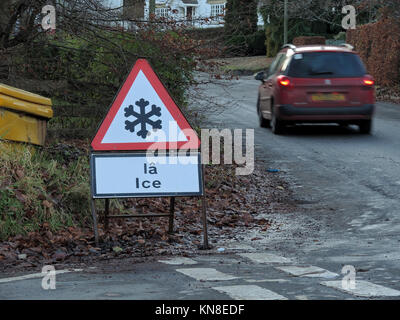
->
<box><xmin>286</xmin><ymin>52</ymin><xmax>367</xmax><ymax>78</ymax></box>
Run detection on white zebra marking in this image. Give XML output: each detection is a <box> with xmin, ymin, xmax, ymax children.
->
<box><xmin>245</xmin><ymin>279</ymin><xmax>290</xmax><ymax>283</ymax></box>
<box><xmin>158</xmin><ymin>257</ymin><xmax>198</xmax><ymax>265</ymax></box>
<box><xmin>276</xmin><ymin>266</ymin><xmax>338</xmax><ymax>279</ymax></box>
<box><xmin>0</xmin><ymin>269</ymin><xmax>82</xmax><ymax>284</ymax></box>
<box><xmin>212</xmin><ymin>285</ymin><xmax>287</xmax><ymax>300</ymax></box>
<box><xmin>239</xmin><ymin>252</ymin><xmax>292</xmax><ymax>264</ymax></box>
<box><xmin>176</xmin><ymin>268</ymin><xmax>238</xmax><ymax>281</ymax></box>
<box><xmin>321</xmin><ymin>280</ymin><xmax>400</xmax><ymax>297</ymax></box>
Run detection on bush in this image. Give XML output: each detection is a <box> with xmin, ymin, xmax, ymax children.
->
<box><xmin>293</xmin><ymin>36</ymin><xmax>326</xmax><ymax>46</ymax></box>
<box><xmin>264</xmin><ymin>20</ymin><xmax>330</xmax><ymax>57</ymax></box>
<box><xmin>265</xmin><ymin>22</ymin><xmax>284</xmax><ymax>57</ymax></box>
<box><xmin>261</xmin><ymin>3</ymin><xmax>337</xmax><ymax>58</ymax></box>
<box><xmin>6</xmin><ymin>23</ymin><xmax>213</xmax><ymax>140</ymax></box>
<box><xmin>225</xmin><ymin>30</ymin><xmax>266</xmax><ymax>56</ymax></box>
<box><xmin>224</xmin><ymin>0</ymin><xmax>259</xmax><ymax>56</ymax></box>
<box><xmin>248</xmin><ymin>29</ymin><xmax>267</xmax><ymax>56</ymax></box>
<box><xmin>347</xmin><ymin>18</ymin><xmax>400</xmax><ymax>88</ymax></box>
<box><xmin>334</xmin><ymin>32</ymin><xmax>346</xmax><ymax>41</ymax></box>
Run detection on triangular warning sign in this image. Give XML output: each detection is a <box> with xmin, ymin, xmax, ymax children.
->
<box><xmin>91</xmin><ymin>59</ymin><xmax>200</xmax><ymax>151</ymax></box>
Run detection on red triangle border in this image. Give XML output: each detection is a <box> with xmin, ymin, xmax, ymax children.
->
<box><xmin>91</xmin><ymin>59</ymin><xmax>200</xmax><ymax>151</ymax></box>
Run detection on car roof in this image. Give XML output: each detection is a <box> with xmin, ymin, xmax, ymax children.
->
<box><xmin>281</xmin><ymin>45</ymin><xmax>355</xmax><ymax>54</ymax></box>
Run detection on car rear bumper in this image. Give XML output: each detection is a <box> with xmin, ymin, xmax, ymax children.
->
<box><xmin>277</xmin><ymin>104</ymin><xmax>375</xmax><ymax>121</ymax></box>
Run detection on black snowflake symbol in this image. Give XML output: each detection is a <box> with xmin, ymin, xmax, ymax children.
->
<box><xmin>124</xmin><ymin>98</ymin><xmax>162</xmax><ymax>139</ymax></box>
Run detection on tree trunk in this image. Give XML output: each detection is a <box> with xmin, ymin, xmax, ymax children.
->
<box><xmin>123</xmin><ymin>0</ymin><xmax>145</xmax><ymax>19</ymax></box>
<box><xmin>149</xmin><ymin>0</ymin><xmax>155</xmax><ymax>15</ymax></box>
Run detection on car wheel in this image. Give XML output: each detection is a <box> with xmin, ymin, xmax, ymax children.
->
<box><xmin>257</xmin><ymin>94</ymin><xmax>270</xmax><ymax>128</ymax></box>
<box><xmin>271</xmin><ymin>106</ymin><xmax>285</xmax><ymax>135</ymax></box>
<box><xmin>359</xmin><ymin>119</ymin><xmax>372</xmax><ymax>134</ymax></box>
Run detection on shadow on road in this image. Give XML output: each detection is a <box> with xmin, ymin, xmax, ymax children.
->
<box><xmin>280</xmin><ymin>124</ymin><xmax>365</xmax><ymax>137</ymax></box>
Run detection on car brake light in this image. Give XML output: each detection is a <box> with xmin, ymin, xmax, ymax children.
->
<box><xmin>363</xmin><ymin>78</ymin><xmax>374</xmax><ymax>86</ymax></box>
<box><xmin>278</xmin><ymin>76</ymin><xmax>291</xmax><ymax>87</ymax></box>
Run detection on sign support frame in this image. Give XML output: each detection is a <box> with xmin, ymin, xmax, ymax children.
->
<box><xmin>89</xmin><ymin>151</ymin><xmax>209</xmax><ymax>250</ymax></box>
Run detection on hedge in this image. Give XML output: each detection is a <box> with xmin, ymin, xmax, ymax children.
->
<box><xmin>347</xmin><ymin>18</ymin><xmax>400</xmax><ymax>88</ymax></box>
<box><xmin>293</xmin><ymin>36</ymin><xmax>326</xmax><ymax>46</ymax></box>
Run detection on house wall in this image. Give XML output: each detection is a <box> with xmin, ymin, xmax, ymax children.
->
<box><xmin>104</xmin><ymin>0</ymin><xmax>264</xmax><ymax>28</ymax></box>
<box><xmin>144</xmin><ymin>0</ymin><xmax>229</xmax><ymax>28</ymax></box>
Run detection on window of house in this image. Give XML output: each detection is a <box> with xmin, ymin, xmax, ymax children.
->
<box><xmin>155</xmin><ymin>8</ymin><xmax>169</xmax><ymax>18</ymax></box>
<box><xmin>211</xmin><ymin>4</ymin><xmax>225</xmax><ymax>20</ymax></box>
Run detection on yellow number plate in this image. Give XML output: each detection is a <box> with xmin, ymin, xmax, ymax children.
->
<box><xmin>311</xmin><ymin>93</ymin><xmax>346</xmax><ymax>102</ymax></box>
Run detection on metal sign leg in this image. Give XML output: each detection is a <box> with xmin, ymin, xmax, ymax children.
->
<box><xmin>200</xmin><ymin>164</ymin><xmax>210</xmax><ymax>250</ymax></box>
<box><xmin>201</xmin><ymin>194</ymin><xmax>209</xmax><ymax>249</ymax></box>
<box><xmin>90</xmin><ymin>198</ymin><xmax>99</xmax><ymax>246</ymax></box>
<box><xmin>168</xmin><ymin>197</ymin><xmax>175</xmax><ymax>234</ymax></box>
<box><xmin>105</xmin><ymin>198</ymin><xmax>110</xmax><ymax>231</ymax></box>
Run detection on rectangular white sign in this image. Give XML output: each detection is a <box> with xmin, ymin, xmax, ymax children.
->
<box><xmin>90</xmin><ymin>153</ymin><xmax>203</xmax><ymax>198</ymax></box>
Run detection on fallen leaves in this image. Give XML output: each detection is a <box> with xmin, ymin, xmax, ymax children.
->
<box><xmin>52</xmin><ymin>250</ymin><xmax>67</xmax><ymax>261</ymax></box>
<box><xmin>14</xmin><ymin>190</ymin><xmax>27</xmax><ymax>204</ymax></box>
<box><xmin>0</xmin><ymin>158</ymin><xmax>296</xmax><ymax>274</ymax></box>
<box><xmin>42</xmin><ymin>200</ymin><xmax>53</xmax><ymax>209</ymax></box>
<box><xmin>112</xmin><ymin>246</ymin><xmax>123</xmax><ymax>254</ymax></box>
<box><xmin>15</xmin><ymin>169</ymin><xmax>25</xmax><ymax>180</ymax></box>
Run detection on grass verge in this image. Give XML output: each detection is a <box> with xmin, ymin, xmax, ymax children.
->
<box><xmin>211</xmin><ymin>56</ymin><xmax>274</xmax><ymax>75</ymax></box>
<box><xmin>0</xmin><ymin>141</ymin><xmax>91</xmax><ymax>240</ymax></box>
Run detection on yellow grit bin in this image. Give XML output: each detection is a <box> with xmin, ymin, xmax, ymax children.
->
<box><xmin>0</xmin><ymin>84</ymin><xmax>53</xmax><ymax>147</ymax></box>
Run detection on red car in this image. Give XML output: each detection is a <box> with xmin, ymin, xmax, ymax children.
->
<box><xmin>255</xmin><ymin>44</ymin><xmax>375</xmax><ymax>134</ymax></box>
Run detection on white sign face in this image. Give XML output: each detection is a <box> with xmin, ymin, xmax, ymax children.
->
<box><xmin>101</xmin><ymin>71</ymin><xmax>188</xmax><ymax>144</ymax></box>
<box><xmin>91</xmin><ymin>153</ymin><xmax>203</xmax><ymax>198</ymax></box>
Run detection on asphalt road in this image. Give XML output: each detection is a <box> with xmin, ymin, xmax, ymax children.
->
<box><xmin>1</xmin><ymin>75</ymin><xmax>400</xmax><ymax>301</ymax></box>
<box><xmin>202</xmin><ymin>75</ymin><xmax>400</xmax><ymax>289</ymax></box>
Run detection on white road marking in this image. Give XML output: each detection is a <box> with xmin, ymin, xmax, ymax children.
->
<box><xmin>193</xmin><ymin>256</ymin><xmax>241</xmax><ymax>264</ymax></box>
<box><xmin>276</xmin><ymin>266</ymin><xmax>338</xmax><ymax>279</ymax></box>
<box><xmin>360</xmin><ymin>223</ymin><xmax>389</xmax><ymax>231</ymax></box>
<box><xmin>297</xmin><ymin>156</ymin><xmax>309</xmax><ymax>162</ymax></box>
<box><xmin>224</xmin><ymin>244</ymin><xmax>256</xmax><ymax>251</ymax></box>
<box><xmin>212</xmin><ymin>285</ymin><xmax>287</xmax><ymax>300</ymax></box>
<box><xmin>0</xmin><ymin>269</ymin><xmax>82</xmax><ymax>284</ymax></box>
<box><xmin>238</xmin><ymin>252</ymin><xmax>292</xmax><ymax>264</ymax></box>
<box><xmin>349</xmin><ymin>218</ymin><xmax>363</xmax><ymax>227</ymax></box>
<box><xmin>158</xmin><ymin>257</ymin><xmax>198</xmax><ymax>265</ymax></box>
<box><xmin>245</xmin><ymin>279</ymin><xmax>290</xmax><ymax>283</ymax></box>
<box><xmin>321</xmin><ymin>280</ymin><xmax>400</xmax><ymax>297</ymax></box>
<box><xmin>176</xmin><ymin>268</ymin><xmax>238</xmax><ymax>281</ymax></box>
